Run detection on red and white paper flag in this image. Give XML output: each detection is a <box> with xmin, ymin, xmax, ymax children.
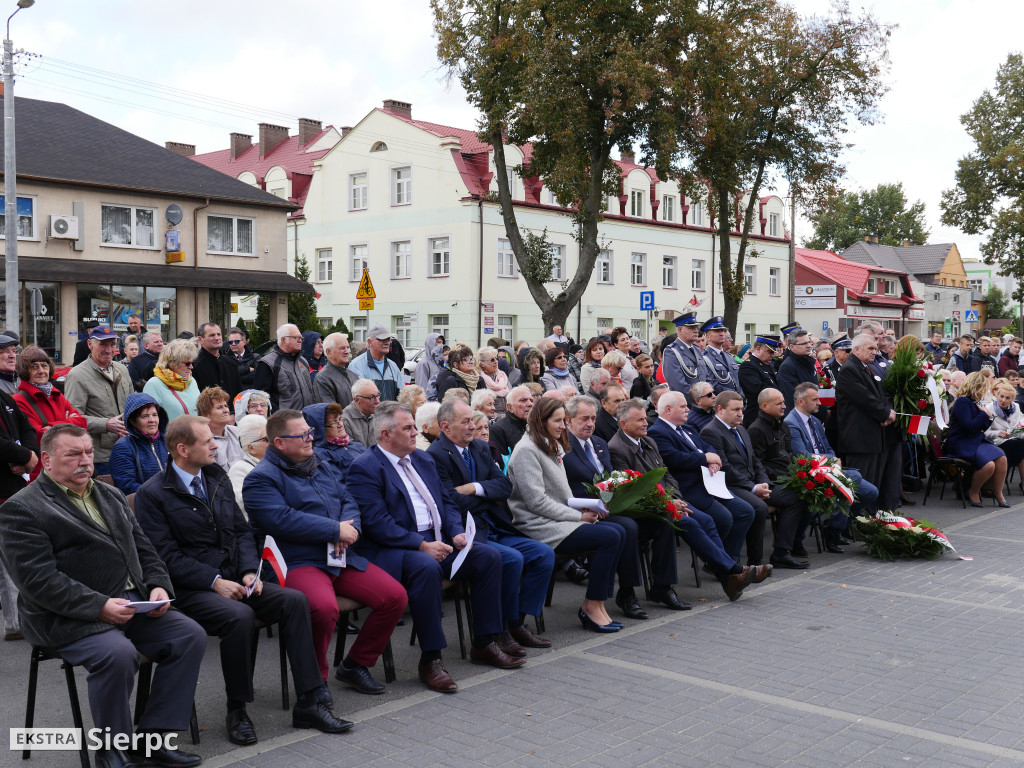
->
<box><xmin>907</xmin><ymin>414</ymin><xmax>930</xmax><ymax>435</ymax></box>
<box><xmin>818</xmin><ymin>388</ymin><xmax>835</xmax><ymax>406</ymax></box>
<box><xmin>687</xmin><ymin>294</ymin><xmax>705</xmax><ymax>308</ymax></box>
<box><xmin>262</xmin><ymin>535</ymin><xmax>288</xmax><ymax>586</ymax></box>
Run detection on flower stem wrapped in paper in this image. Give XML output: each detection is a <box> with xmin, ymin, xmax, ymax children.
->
<box><xmin>584</xmin><ymin>468</ymin><xmax>686</xmax><ymax>530</ymax></box>
<box><xmin>777</xmin><ymin>454</ymin><xmax>856</xmax><ymax>521</ymax></box>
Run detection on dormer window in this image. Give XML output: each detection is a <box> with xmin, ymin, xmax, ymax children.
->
<box><xmin>371</xmin><ymin>141</ymin><xmax>388</xmax><ymax>152</ymax></box>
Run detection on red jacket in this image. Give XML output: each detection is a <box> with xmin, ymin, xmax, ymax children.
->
<box><xmin>13</xmin><ymin>380</ymin><xmax>88</xmax><ymax>480</ymax></box>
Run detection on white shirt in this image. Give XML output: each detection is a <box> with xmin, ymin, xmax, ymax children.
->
<box><xmin>378</xmin><ymin>446</ymin><xmax>435</xmax><ymax>532</ymax></box>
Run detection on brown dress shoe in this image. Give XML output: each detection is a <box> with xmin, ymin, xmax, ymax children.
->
<box><xmin>469</xmin><ymin>641</ymin><xmax>527</xmax><ymax>669</ymax></box>
<box><xmin>751</xmin><ymin>564</ymin><xmax>773</xmax><ymax>583</ymax></box>
<box><xmin>496</xmin><ymin>631</ymin><xmax>528</xmax><ymax>657</ymax></box>
<box><xmin>723</xmin><ymin>566</ymin><xmax>756</xmax><ymax>602</ymax></box>
<box><xmin>509</xmin><ymin>624</ymin><xmax>552</xmax><ymax>649</ymax></box>
<box><xmin>418</xmin><ymin>659</ymin><xmax>458</xmax><ymax>693</ymax></box>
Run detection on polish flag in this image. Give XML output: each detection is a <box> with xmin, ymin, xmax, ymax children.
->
<box><xmin>314</xmin><ymin>292</ymin><xmax>322</xmax><ymax>300</ymax></box>
<box><xmin>818</xmin><ymin>388</ymin><xmax>836</xmax><ymax>406</ymax></box>
<box><xmin>262</xmin><ymin>535</ymin><xmax>288</xmax><ymax>586</ymax></box>
<box><xmin>687</xmin><ymin>294</ymin><xmax>705</xmax><ymax>308</ymax></box>
<box><xmin>907</xmin><ymin>415</ymin><xmax>930</xmax><ymax>435</ymax></box>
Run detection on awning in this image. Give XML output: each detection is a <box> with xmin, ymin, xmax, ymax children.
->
<box><xmin>17</xmin><ymin>257</ymin><xmax>314</xmax><ymax>294</ymax></box>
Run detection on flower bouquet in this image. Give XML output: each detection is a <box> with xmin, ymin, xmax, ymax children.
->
<box><xmin>777</xmin><ymin>454</ymin><xmax>856</xmax><ymax>521</ymax></box>
<box><xmin>855</xmin><ymin>511</ymin><xmax>972</xmax><ymax>561</ymax></box>
<box><xmin>883</xmin><ymin>336</ymin><xmax>947</xmax><ymax>434</ymax></box>
<box><xmin>585</xmin><ymin>468</ymin><xmax>686</xmax><ymax>530</ymax></box>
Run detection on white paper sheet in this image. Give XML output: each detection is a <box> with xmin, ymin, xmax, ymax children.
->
<box><xmin>327</xmin><ymin>542</ymin><xmax>347</xmax><ymax>569</ymax></box>
<box><xmin>449</xmin><ymin>512</ymin><xmax>476</xmax><ymax>577</ymax></box>
<box><xmin>701</xmin><ymin>466</ymin><xmax>734</xmax><ymax>499</ymax></box>
<box><xmin>568</xmin><ymin>497</ymin><xmax>610</xmax><ymax>514</ymax></box>
<box><xmin>245</xmin><ymin>560</ymin><xmax>263</xmax><ymax>596</ymax></box>
<box><xmin>125</xmin><ymin>599</ymin><xmax>173</xmax><ymax>612</ymax></box>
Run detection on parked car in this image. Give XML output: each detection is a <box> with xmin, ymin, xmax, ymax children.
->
<box><xmin>402</xmin><ymin>347</ymin><xmax>424</xmax><ymax>385</ymax></box>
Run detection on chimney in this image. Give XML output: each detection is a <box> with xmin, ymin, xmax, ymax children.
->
<box><xmin>230</xmin><ymin>132</ymin><xmax>252</xmax><ymax>160</ymax></box>
<box><xmin>298</xmin><ymin>118</ymin><xmax>322</xmax><ymax>147</ymax></box>
<box><xmin>340</xmin><ymin>126</ymin><xmax>354</xmax><ymax>138</ymax></box>
<box><xmin>258</xmin><ymin>123</ymin><xmax>290</xmax><ymax>158</ymax></box>
<box><xmin>382</xmin><ymin>99</ymin><xmax>412</xmax><ymax>119</ymax></box>
<box><xmin>902</xmin><ymin>239</ymin><xmax>913</xmax><ymax>247</ymax></box>
<box><xmin>866</xmin><ymin>234</ymin><xmax>879</xmax><ymax>244</ymax></box>
<box><xmin>165</xmin><ymin>141</ymin><xmax>195</xmax><ymax>158</ymax></box>
<box><xmin>621</xmin><ymin>152</ymin><xmax>635</xmax><ymax>164</ymax></box>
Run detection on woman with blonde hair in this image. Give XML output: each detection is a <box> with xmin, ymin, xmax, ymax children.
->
<box><xmin>945</xmin><ymin>371</ymin><xmax>1008</xmax><ymax>507</ymax></box>
<box><xmin>142</xmin><ymin>338</ymin><xmax>200</xmax><ymax>420</ymax></box>
<box><xmin>987</xmin><ymin>381</ymin><xmax>1024</xmax><ymax>492</ymax></box>
<box><xmin>397</xmin><ymin>384</ymin><xmax>427</xmax><ymax>419</ymax></box>
<box><xmin>477</xmin><ymin>346</ymin><xmax>510</xmax><ymax>414</ymax></box>
<box><xmin>601</xmin><ymin>350</ymin><xmax>629</xmax><ymax>385</ymax></box>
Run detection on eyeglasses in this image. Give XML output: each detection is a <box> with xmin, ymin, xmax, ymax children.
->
<box><xmin>356</xmin><ymin>394</ymin><xmax>381</xmax><ymax>402</ymax></box>
<box><xmin>700</xmin><ymin>393</ymin><xmax>715</xmax><ymax>399</ymax></box>
<box><xmin>181</xmin><ymin>361</ymin><xmax>194</xmax><ymax>368</ymax></box>
<box><xmin>249</xmin><ymin>436</ymin><xmax>269</xmax><ymax>445</ymax></box>
<box><xmin>284</xmin><ymin>335</ymin><xmax>302</xmax><ymax>341</ymax></box>
<box><xmin>326</xmin><ymin>420</ymin><xmax>345</xmax><ymax>429</ymax></box>
<box><xmin>228</xmin><ymin>339</ymin><xmax>243</xmax><ymax>345</ymax></box>
<box><xmin>554</xmin><ymin>355</ymin><xmax>566</xmax><ymax>360</ymax></box>
<box><xmin>279</xmin><ymin>429</ymin><xmax>315</xmax><ymax>442</ymax></box>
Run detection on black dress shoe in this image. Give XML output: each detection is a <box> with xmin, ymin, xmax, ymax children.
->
<box><xmin>128</xmin><ymin>744</ymin><xmax>202</xmax><ymax>767</ymax></box>
<box><xmin>615</xmin><ymin>590</ymin><xmax>649</xmax><ymax>620</ymax></box>
<box><xmin>770</xmin><ymin>553</ymin><xmax>810</xmax><ymax>569</ymax></box>
<box><xmin>226</xmin><ymin>707</ymin><xmax>258</xmax><ymax>746</ymax></box>
<box><xmin>335</xmin><ymin>661</ymin><xmax>385</xmax><ymax>694</ymax></box>
<box><xmin>563</xmin><ymin>560</ymin><xmax>589</xmax><ymax>584</ymax></box>
<box><xmin>824</xmin><ymin>541</ymin><xmax>844</xmax><ymax>554</ymax></box>
<box><xmin>838</xmin><ymin>534</ymin><xmax>854</xmax><ymax>545</ymax></box>
<box><xmin>292</xmin><ymin>701</ymin><xmax>354</xmax><ymax>733</ymax></box>
<box><xmin>95</xmin><ymin>749</ymin><xmax>135</xmax><ymax>768</ymax></box>
<box><xmin>647</xmin><ymin>586</ymin><xmax>692</xmax><ymax>611</ymax></box>
<box><xmin>314</xmin><ymin>682</ymin><xmax>334</xmax><ymax>708</ymax></box>
<box><xmin>577</xmin><ymin>608</ymin><xmax>620</xmax><ymax>633</ymax></box>
<box><xmin>790</xmin><ymin>540</ymin><xmax>809</xmax><ymax>558</ymax></box>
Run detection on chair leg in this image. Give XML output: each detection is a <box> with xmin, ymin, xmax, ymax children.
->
<box><xmin>811</xmin><ymin>515</ymin><xmax>823</xmax><ymax>554</ymax></box>
<box><xmin>279</xmin><ymin>629</ymin><xmax>289</xmax><ymax>711</ymax></box>
<box><xmin>23</xmin><ymin>647</ymin><xmax>41</xmax><ymax>760</ymax></box>
<box><xmin>333</xmin><ymin>610</ymin><xmax>350</xmax><ymax>669</ymax></box>
<box><xmin>189</xmin><ymin>702</ymin><xmax>200</xmax><ymax>745</ymax></box>
<box><xmin>544</xmin><ymin>571</ymin><xmax>555</xmax><ymax>608</ymax></box>
<box><xmin>453</xmin><ymin>584</ymin><xmax>468</xmax><ymax>660</ymax></box>
<box><xmin>690</xmin><ymin>547</ymin><xmax>702</xmax><ymax>588</ymax></box>
<box><xmin>534</xmin><ymin>610</ymin><xmax>545</xmax><ymax>635</ymax></box>
<box><xmin>63</xmin><ymin>660</ymin><xmax>90</xmax><ymax>768</ymax></box>
<box><xmin>382</xmin><ymin>640</ymin><xmax>396</xmax><ymax>684</ymax></box>
<box><xmin>638</xmin><ymin>539</ymin><xmax>653</xmax><ymax>601</ymax></box>
<box><xmin>134</xmin><ymin>661</ymin><xmax>153</xmax><ymax>725</ymax></box>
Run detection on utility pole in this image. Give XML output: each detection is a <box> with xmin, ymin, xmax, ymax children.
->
<box><xmin>788</xmin><ymin>185</ymin><xmax>797</xmax><ymax>322</ymax></box>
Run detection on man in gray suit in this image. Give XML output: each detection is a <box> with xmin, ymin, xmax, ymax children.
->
<box><xmin>0</xmin><ymin>423</ymin><xmax>205</xmax><ymax>768</ymax></box>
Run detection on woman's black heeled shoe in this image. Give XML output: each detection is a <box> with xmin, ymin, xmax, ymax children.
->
<box><xmin>578</xmin><ymin>608</ymin><xmax>620</xmax><ymax>633</ymax></box>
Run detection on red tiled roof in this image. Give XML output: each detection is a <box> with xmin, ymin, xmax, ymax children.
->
<box><xmin>796</xmin><ymin>248</ymin><xmax>921</xmax><ymax>302</ymax></box>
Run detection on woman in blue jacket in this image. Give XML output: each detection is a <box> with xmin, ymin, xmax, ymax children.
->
<box><xmin>302</xmin><ymin>402</ymin><xmax>366</xmax><ymax>483</ymax></box>
<box><xmin>945</xmin><ymin>371</ymin><xmax>1008</xmax><ymax>507</ymax></box>
<box><xmin>109</xmin><ymin>392</ymin><xmax>169</xmax><ymax>494</ymax></box>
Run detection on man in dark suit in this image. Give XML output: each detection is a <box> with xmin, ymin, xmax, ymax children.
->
<box><xmin>609</xmin><ymin>399</ymin><xmax>769</xmax><ymax>602</ymax></box>
<box><xmin>738</xmin><ymin>335</ymin><xmax>780</xmax><ymax>427</ymax></box>
<box><xmin>428</xmin><ymin>400</ymin><xmax>553</xmax><ymax>651</ymax></box>
<box><xmin>593</xmin><ymin>384</ymin><xmax>627</xmax><ymax>442</ymax></box>
<box><xmin>777</xmin><ymin>329</ymin><xmax>819</xmax><ymax>413</ymax></box>
<box><xmin>699</xmin><ymin>391</ymin><xmax>809</xmax><ymax>569</ymax></box>
<box><xmin>0</xmin><ymin>423</ymin><xmax>205</xmax><ymax>768</ymax></box>
<box><xmin>192</xmin><ymin>323</ymin><xmax>241</xmax><ymax>402</ymax></box>
<box><xmin>648</xmin><ymin>391</ymin><xmax>757</xmax><ymax>565</ymax></box>
<box><xmin>836</xmin><ymin>334</ymin><xmax>901</xmax><ymax>510</ymax></box>
<box><xmin>128</xmin><ymin>330</ymin><xmax>164</xmax><ymax>391</ymax></box>
<box><xmin>347</xmin><ymin>402</ymin><xmax>524</xmax><ymax>694</ymax></box>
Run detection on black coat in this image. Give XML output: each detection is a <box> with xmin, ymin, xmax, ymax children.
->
<box><xmin>0</xmin><ymin>391</ymin><xmax>38</xmax><ymax>500</ymax></box>
<box><xmin>435</xmin><ymin>369</ymin><xmax>485</xmax><ymax>401</ymax></box>
<box><xmin>128</xmin><ymin>349</ymin><xmax>159</xmax><ymax>391</ymax></box>
<box><xmin>192</xmin><ymin>348</ymin><xmax>242</xmax><ymax>402</ymax></box>
<box><xmin>738</xmin><ymin>357</ymin><xmax>778</xmax><ymax>427</ymax></box>
<box><xmin>835</xmin><ymin>355</ymin><xmax>892</xmax><ymax>455</ymax></box>
<box><xmin>700</xmin><ymin>418</ymin><xmax>769</xmax><ymax>491</ymax></box>
<box><xmin>490</xmin><ymin>412</ymin><xmax>528</xmax><ymax>465</ymax></box>
<box><xmin>227</xmin><ymin>345</ymin><xmax>260</xmax><ymax>390</ymax></box>
<box><xmin>777</xmin><ymin>353</ymin><xmax>818</xmax><ymax>412</ymax></box>
<box><xmin>593</xmin><ymin>407</ymin><xmax>620</xmax><ymax>443</ymax></box>
<box><xmin>747</xmin><ymin>411</ymin><xmax>796</xmax><ymax>482</ymax></box>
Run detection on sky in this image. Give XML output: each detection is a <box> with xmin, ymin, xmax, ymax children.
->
<box><xmin>10</xmin><ymin>0</ymin><xmax>1024</xmax><ymax>260</ymax></box>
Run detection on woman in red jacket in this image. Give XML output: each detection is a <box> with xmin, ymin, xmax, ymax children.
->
<box><xmin>12</xmin><ymin>346</ymin><xmax>88</xmax><ymax>480</ymax></box>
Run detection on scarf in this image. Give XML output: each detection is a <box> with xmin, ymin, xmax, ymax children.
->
<box><xmin>452</xmin><ymin>367</ymin><xmax>480</xmax><ymax>391</ymax></box>
<box><xmin>993</xmin><ymin>401</ymin><xmax>1012</xmax><ymax>421</ymax></box>
<box><xmin>326</xmin><ymin>434</ymin><xmax>351</xmax><ymax>447</ymax></box>
<box><xmin>28</xmin><ymin>380</ymin><xmax>54</xmax><ymax>397</ymax></box>
<box><xmin>268</xmin><ymin>445</ymin><xmax>319</xmax><ymax>478</ymax></box>
<box><xmin>153</xmin><ymin>364</ymin><xmax>191</xmax><ymax>391</ymax></box>
<box><xmin>480</xmin><ymin>369</ymin><xmax>509</xmax><ymax>397</ymax></box>
<box><xmin>548</xmin><ymin>365</ymin><xmax>571</xmax><ymax>379</ymax></box>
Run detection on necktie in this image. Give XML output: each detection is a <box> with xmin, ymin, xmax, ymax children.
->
<box><xmin>462</xmin><ymin>447</ymin><xmax>475</xmax><ymax>479</ymax></box>
<box><xmin>731</xmin><ymin>427</ymin><xmax>747</xmax><ymax>456</ymax></box>
<box><xmin>398</xmin><ymin>457</ymin><xmax>443</xmax><ymax>540</ymax></box>
<box><xmin>677</xmin><ymin>424</ymin><xmax>698</xmax><ymax>451</ymax></box>
<box><xmin>584</xmin><ymin>440</ymin><xmax>602</xmax><ymax>472</ymax></box>
<box><xmin>190</xmin><ymin>475</ymin><xmax>207</xmax><ymax>504</ymax></box>
<box><xmin>810</xmin><ymin>421</ymin><xmax>825</xmax><ymax>453</ymax></box>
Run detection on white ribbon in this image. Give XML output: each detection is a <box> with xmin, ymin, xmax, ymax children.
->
<box><xmin>926</xmin><ymin>375</ymin><xmax>948</xmax><ymax>430</ymax></box>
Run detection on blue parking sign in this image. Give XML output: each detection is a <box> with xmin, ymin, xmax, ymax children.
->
<box><xmin>640</xmin><ymin>291</ymin><xmax>655</xmax><ymax>311</ymax></box>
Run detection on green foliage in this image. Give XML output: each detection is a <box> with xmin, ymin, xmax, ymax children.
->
<box><xmin>322</xmin><ymin>317</ymin><xmax>350</xmax><ymax>337</ymax></box>
<box><xmin>288</xmin><ymin>254</ymin><xmax>320</xmax><ymax>332</ymax></box>
<box><xmin>516</xmin><ymin>229</ymin><xmax>557</xmax><ymax>287</ymax></box>
<box><xmin>941</xmin><ymin>54</ymin><xmax>1024</xmax><ymax>299</ymax></box>
<box><xmin>985</xmin><ymin>284</ymin><xmax>1012</xmax><ymax>321</ymax></box>
<box><xmin>806</xmin><ymin>183</ymin><xmax>929</xmax><ymax>251</ymax></box>
<box><xmin>855</xmin><ymin>515</ymin><xmax>945</xmax><ymax>561</ymax></box>
<box><xmin>249</xmin><ymin>293</ymin><xmax>271</xmax><ymax>349</ymax></box>
<box><xmin>882</xmin><ymin>338</ymin><xmax>931</xmax><ymax>432</ymax></box>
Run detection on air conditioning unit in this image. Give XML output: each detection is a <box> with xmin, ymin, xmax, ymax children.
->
<box><xmin>49</xmin><ymin>214</ymin><xmax>79</xmax><ymax>240</ymax></box>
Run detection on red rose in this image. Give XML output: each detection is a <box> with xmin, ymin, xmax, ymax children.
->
<box><xmin>796</xmin><ymin>471</ymin><xmax>807</xmax><ymax>479</ymax></box>
<box><xmin>805</xmin><ymin>481</ymin><xmax>815</xmax><ymax>489</ymax></box>
<box><xmin>672</xmin><ymin>509</ymin><xmax>683</xmax><ymax>520</ymax></box>
<box><xmin>916</xmin><ymin>369</ymin><xmax>926</xmax><ymax>378</ymax></box>
<box><xmin>917</xmin><ymin>399</ymin><xmax>928</xmax><ymax>410</ymax></box>
<box><xmin>797</xmin><ymin>458</ymin><xmax>808</xmax><ymax>466</ymax></box>
<box><xmin>824</xmin><ymin>488</ymin><xmax>834</xmax><ymax>497</ymax></box>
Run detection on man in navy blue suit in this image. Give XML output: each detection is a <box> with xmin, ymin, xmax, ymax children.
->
<box><xmin>427</xmin><ymin>400</ymin><xmax>553</xmax><ymax>652</ymax></box>
<box><xmin>348</xmin><ymin>402</ymin><xmax>525</xmax><ymax>694</ymax></box>
<box><xmin>648</xmin><ymin>391</ymin><xmax>759</xmax><ymax>564</ymax></box>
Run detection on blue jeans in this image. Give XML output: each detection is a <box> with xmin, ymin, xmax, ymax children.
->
<box><xmin>488</xmin><ymin>533</ymin><xmax>556</xmax><ymax>620</ymax></box>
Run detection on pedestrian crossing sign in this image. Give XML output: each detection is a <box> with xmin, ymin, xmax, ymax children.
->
<box><xmin>356</xmin><ymin>269</ymin><xmax>376</xmax><ymax>299</ymax></box>
<box><xmin>964</xmin><ymin>310</ymin><xmax>979</xmax><ymax>323</ymax></box>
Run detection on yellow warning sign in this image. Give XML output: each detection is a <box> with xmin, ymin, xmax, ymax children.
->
<box><xmin>359</xmin><ymin>298</ymin><xmax>374</xmax><ymax>310</ymax></box>
<box><xmin>356</xmin><ymin>269</ymin><xmax>376</xmax><ymax>299</ymax></box>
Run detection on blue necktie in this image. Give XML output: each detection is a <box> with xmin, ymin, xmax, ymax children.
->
<box><xmin>190</xmin><ymin>475</ymin><xmax>207</xmax><ymax>504</ymax></box>
<box><xmin>677</xmin><ymin>424</ymin><xmax>698</xmax><ymax>451</ymax></box>
<box><xmin>730</xmin><ymin>427</ymin><xmax>747</xmax><ymax>456</ymax></box>
<box><xmin>584</xmin><ymin>440</ymin><xmax>602</xmax><ymax>472</ymax></box>
<box><xmin>462</xmin><ymin>447</ymin><xmax>475</xmax><ymax>479</ymax></box>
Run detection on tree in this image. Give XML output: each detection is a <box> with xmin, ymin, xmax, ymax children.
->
<box><xmin>249</xmin><ymin>293</ymin><xmax>271</xmax><ymax>348</ymax></box>
<box><xmin>985</xmin><ymin>284</ymin><xmax>1012</xmax><ymax>322</ymax></box>
<box><xmin>432</xmin><ymin>0</ymin><xmax>687</xmax><ymax>334</ymax></box>
<box><xmin>805</xmin><ymin>183</ymin><xmax>929</xmax><ymax>251</ymax></box>
<box><xmin>322</xmin><ymin>317</ymin><xmax>350</xmax><ymax>337</ymax></box>
<box><xmin>670</xmin><ymin>0</ymin><xmax>892</xmax><ymax>330</ymax></box>
<box><xmin>941</xmin><ymin>53</ymin><xmax>1024</xmax><ymax>304</ymax></box>
<box><xmin>288</xmin><ymin>254</ymin><xmax>320</xmax><ymax>332</ymax></box>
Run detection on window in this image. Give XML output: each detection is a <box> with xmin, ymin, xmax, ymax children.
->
<box><xmin>349</xmin><ymin>245</ymin><xmax>368</xmax><ymax>282</ymax></box>
<box><xmin>391</xmin><ymin>166</ymin><xmax>412</xmax><ymax>205</ymax></box>
<box><xmin>691</xmin><ymin>259</ymin><xmax>706</xmax><ymax>291</ymax></box>
<box><xmin>968</xmin><ymin>278</ymin><xmax>983</xmax><ymax>292</ymax></box>
<box><xmin>546</xmin><ymin>188</ymin><xmax>558</xmax><ymax>206</ymax></box>
<box><xmin>597</xmin><ymin>317</ymin><xmax>613</xmax><ymax>334</ymax></box>
<box><xmin>744</xmin><ymin>323</ymin><xmax>756</xmax><ymax>344</ymax></box>
<box><xmin>496</xmin><ymin>315</ymin><xmax>514</xmax><ymax>341</ymax></box>
<box><xmin>884</xmin><ymin>279</ymin><xmax>897</xmax><ymax>295</ymax></box>
<box><xmin>630</xmin><ymin>253</ymin><xmax>646</xmax><ymax>286</ymax></box>
<box><xmin>744</xmin><ymin>264</ymin><xmax>757</xmax><ymax>294</ymax></box>
<box><xmin>101</xmin><ymin>204</ymin><xmax>156</xmax><ymax>248</ymax></box>
<box><xmin>866</xmin><ymin>278</ymin><xmax>877</xmax><ymax>293</ymax></box>
<box><xmin>596</xmin><ymin>250</ymin><xmax>613</xmax><ymax>284</ymax></box>
<box><xmin>316</xmin><ymin>248</ymin><xmax>333</xmax><ymax>282</ymax></box>
<box><xmin>370</xmin><ymin>141</ymin><xmax>388</xmax><ymax>152</ymax></box>
<box><xmin>431</xmin><ymin>314</ymin><xmax>450</xmax><ymax>339</ymax></box>
<box><xmin>504</xmin><ymin>168</ymin><xmax>516</xmax><ymax>198</ymax></box>
<box><xmin>0</xmin><ymin>195</ymin><xmax>35</xmax><ymax>239</ymax></box>
<box><xmin>631</xmin><ymin>319</ymin><xmax>644</xmax><ymax>337</ymax></box>
<box><xmin>351</xmin><ymin>317</ymin><xmax>367</xmax><ymax>342</ymax></box>
<box><xmin>952</xmin><ymin>294</ymin><xmax>960</xmax><ymax>304</ymax></box>
<box><xmin>429</xmin><ymin>237</ymin><xmax>451</xmax><ymax>277</ymax></box>
<box><xmin>207</xmin><ymin>214</ymin><xmax>253</xmax><ymax>255</ymax></box>
<box><xmin>630</xmin><ymin>190</ymin><xmax>644</xmax><ymax>218</ymax></box>
<box><xmin>769</xmin><ymin>324</ymin><xmax>780</xmax><ymax>336</ymax></box>
<box><xmin>392</xmin><ymin>315</ymin><xmax>412</xmax><ymax>347</ymax></box>
<box><xmin>349</xmin><ymin>173</ymin><xmax>368</xmax><ymax>210</ymax></box>
<box><xmin>933</xmin><ymin>292</ymin><xmax>940</xmax><ymax>301</ymax></box>
<box><xmin>662</xmin><ymin>256</ymin><xmax>677</xmax><ymax>289</ymax></box>
<box><xmin>768</xmin><ymin>212</ymin><xmax>780</xmax><ymax>237</ymax></box>
<box><xmin>662</xmin><ymin>195</ymin><xmax>675</xmax><ymax>222</ymax></box>
<box><xmin>691</xmin><ymin>201</ymin><xmax>702</xmax><ymax>226</ymax></box>
<box><xmin>269</xmin><ymin>187</ymin><xmax>286</xmax><ymax>198</ymax></box>
<box><xmin>548</xmin><ymin>244</ymin><xmax>565</xmax><ymax>281</ymax></box>
<box><xmin>318</xmin><ymin>317</ymin><xmax>333</xmax><ymax>330</ymax></box>
<box><xmin>497</xmin><ymin>238</ymin><xmax>517</xmax><ymax>277</ymax></box>
<box><xmin>769</xmin><ymin>267</ymin><xmax>781</xmax><ymax>296</ymax></box>
<box><xmin>391</xmin><ymin>241</ymin><xmax>411</xmax><ymax>279</ymax></box>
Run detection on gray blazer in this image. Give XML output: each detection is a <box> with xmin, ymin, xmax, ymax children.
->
<box><xmin>0</xmin><ymin>472</ymin><xmax>173</xmax><ymax>649</ymax></box>
<box><xmin>314</xmin><ymin>361</ymin><xmax>359</xmax><ymax>408</ymax></box>
<box><xmin>506</xmin><ymin>435</ymin><xmax>584</xmax><ymax>548</ymax></box>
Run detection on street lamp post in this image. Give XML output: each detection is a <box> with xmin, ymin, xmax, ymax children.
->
<box><xmin>3</xmin><ymin>0</ymin><xmax>33</xmax><ymax>337</ymax></box>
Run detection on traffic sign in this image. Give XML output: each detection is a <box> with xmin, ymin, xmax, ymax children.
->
<box><xmin>359</xmin><ymin>298</ymin><xmax>374</xmax><ymax>311</ymax></box>
<box><xmin>822</xmin><ymin>320</ymin><xmax>829</xmax><ymax>331</ymax></box>
<box><xmin>964</xmin><ymin>309</ymin><xmax>979</xmax><ymax>323</ymax></box>
<box><xmin>640</xmin><ymin>291</ymin><xmax>655</xmax><ymax>311</ymax></box>
<box><xmin>356</xmin><ymin>269</ymin><xmax>376</xmax><ymax>299</ymax></box>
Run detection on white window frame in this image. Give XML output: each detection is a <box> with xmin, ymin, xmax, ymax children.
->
<box><xmin>691</xmin><ymin>259</ymin><xmax>706</xmax><ymax>291</ymax></box>
<box><xmin>691</xmin><ymin>201</ymin><xmax>702</xmax><ymax>227</ymax></box>
<box><xmin>429</xmin><ymin>236</ymin><xmax>451</xmax><ymax>278</ymax></box>
<box><xmin>768</xmin><ymin>212</ymin><xmax>780</xmax><ymax>237</ymax></box>
<box><xmin>769</xmin><ymin>266</ymin><xmax>780</xmax><ymax>296</ymax></box>
<box><xmin>391</xmin><ymin>240</ymin><xmax>412</xmax><ymax>279</ymax></box>
<box><xmin>866</xmin><ymin>277</ymin><xmax>877</xmax><ymax>293</ymax></box>
<box><xmin>884</xmin><ymin>279</ymin><xmax>897</xmax><ymax>296</ymax></box>
<box><xmin>351</xmin><ymin>317</ymin><xmax>368</xmax><ymax>342</ymax></box>
<box><xmin>630</xmin><ymin>190</ymin><xmax>644</xmax><ymax>218</ymax></box>
<box><xmin>349</xmin><ymin>244</ymin><xmax>368</xmax><ymax>282</ymax></box>
<box><xmin>597</xmin><ymin>317</ymin><xmax>614</xmax><ymax>334</ymax></box>
<box><xmin>391</xmin><ymin>166</ymin><xmax>412</xmax><ymax>206</ymax></box>
<box><xmin>100</xmin><ymin>203</ymin><xmax>158</xmax><ymax>249</ymax></box>
<box><xmin>497</xmin><ymin>237</ymin><xmax>517</xmax><ymax>278</ymax></box>
<box><xmin>496</xmin><ymin>314</ymin><xmax>514</xmax><ymax>341</ymax></box>
<box><xmin>0</xmin><ymin>194</ymin><xmax>37</xmax><ymax>240</ymax></box>
<box><xmin>662</xmin><ymin>195</ymin><xmax>675</xmax><ymax>223</ymax></box>
<box><xmin>548</xmin><ymin>244</ymin><xmax>566</xmax><ymax>282</ymax></box>
<box><xmin>392</xmin><ymin>315</ymin><xmax>412</xmax><ymax>347</ymax></box>
<box><xmin>662</xmin><ymin>256</ymin><xmax>677</xmax><ymax>289</ymax></box>
<box><xmin>349</xmin><ymin>172</ymin><xmax>368</xmax><ymax>211</ymax></box>
<box><xmin>431</xmin><ymin>314</ymin><xmax>450</xmax><ymax>339</ymax></box>
<box><xmin>744</xmin><ymin>323</ymin><xmax>756</xmax><ymax>344</ymax></box>
<box><xmin>596</xmin><ymin>250</ymin><xmax>614</xmax><ymax>284</ymax></box>
<box><xmin>504</xmin><ymin>168</ymin><xmax>516</xmax><ymax>199</ymax></box>
<box><xmin>744</xmin><ymin>263</ymin><xmax>757</xmax><ymax>294</ymax></box>
<box><xmin>630</xmin><ymin>252</ymin><xmax>647</xmax><ymax>287</ymax></box>
<box><xmin>206</xmin><ymin>214</ymin><xmax>255</xmax><ymax>256</ymax></box>
<box><xmin>316</xmin><ymin>248</ymin><xmax>333</xmax><ymax>283</ymax></box>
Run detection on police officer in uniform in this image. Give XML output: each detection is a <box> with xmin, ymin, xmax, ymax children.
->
<box><xmin>662</xmin><ymin>312</ymin><xmax>712</xmax><ymax>401</ymax></box>
<box><xmin>701</xmin><ymin>316</ymin><xmax>739</xmax><ymax>393</ymax></box>
<box><xmin>738</xmin><ymin>335</ymin><xmax>781</xmax><ymax>427</ymax></box>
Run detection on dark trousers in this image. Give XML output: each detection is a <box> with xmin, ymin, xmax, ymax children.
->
<box><xmin>679</xmin><ymin>507</ymin><xmax>738</xmax><ymax>575</ymax></box>
<box><xmin>604</xmin><ymin>515</ymin><xmax>678</xmax><ymax>589</ymax></box>
<box><xmin>58</xmin><ymin>609</ymin><xmax>206</xmax><ymax>740</ymax></box>
<box><xmin>488</xmin><ymin>533</ymin><xmax>556</xmax><ymax>620</ymax></box>
<box><xmin>695</xmin><ymin>495</ymin><xmax>756</xmax><ymax>562</ymax></box>
<box><xmin>732</xmin><ymin>486</ymin><xmax>805</xmax><ymax>559</ymax></box>
<box><xmin>848</xmin><ymin>440</ymin><xmax>901</xmax><ymax>510</ymax></box>
<box><xmin>555</xmin><ymin>521</ymin><xmax>625</xmax><ymax>601</ymax></box>
<box><xmin>174</xmin><ymin>582</ymin><xmax>323</xmax><ymax>701</ymax></box>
